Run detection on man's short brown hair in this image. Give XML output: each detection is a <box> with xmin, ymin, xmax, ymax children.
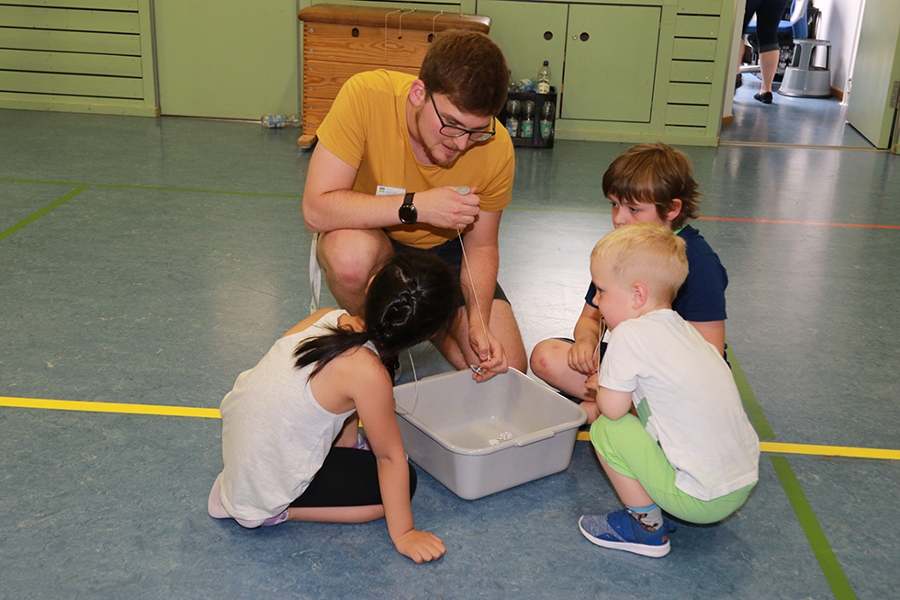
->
<box><xmin>602</xmin><ymin>142</ymin><xmax>701</xmax><ymax>229</ymax></box>
<box><xmin>419</xmin><ymin>30</ymin><xmax>509</xmax><ymax>117</ymax></box>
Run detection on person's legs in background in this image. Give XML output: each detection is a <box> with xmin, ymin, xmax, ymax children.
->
<box><xmin>739</xmin><ymin>0</ymin><xmax>790</xmax><ymax>104</ymax></box>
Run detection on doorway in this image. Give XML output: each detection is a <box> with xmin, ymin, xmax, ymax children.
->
<box><xmin>721</xmin><ymin>0</ymin><xmax>897</xmax><ymax>151</ymax></box>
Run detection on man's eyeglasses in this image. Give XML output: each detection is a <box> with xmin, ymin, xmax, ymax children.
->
<box><xmin>429</xmin><ymin>93</ymin><xmax>495</xmax><ymax>142</ymax></box>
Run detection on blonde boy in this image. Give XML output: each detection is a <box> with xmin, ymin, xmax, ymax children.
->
<box><xmin>579</xmin><ymin>223</ymin><xmax>759</xmax><ymax>558</ymax></box>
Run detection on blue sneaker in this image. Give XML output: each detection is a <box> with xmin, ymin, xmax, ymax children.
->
<box><xmin>579</xmin><ymin>509</ymin><xmax>672</xmax><ymax>558</ymax></box>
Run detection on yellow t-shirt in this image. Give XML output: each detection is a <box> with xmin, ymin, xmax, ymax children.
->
<box><xmin>316</xmin><ymin>70</ymin><xmax>515</xmax><ymax>249</ymax></box>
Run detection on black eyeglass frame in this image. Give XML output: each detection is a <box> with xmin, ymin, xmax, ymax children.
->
<box><xmin>428</xmin><ymin>93</ymin><xmax>496</xmax><ymax>142</ymax></box>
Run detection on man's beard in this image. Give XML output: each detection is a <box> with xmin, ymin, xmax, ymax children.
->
<box><xmin>415</xmin><ymin>110</ymin><xmax>461</xmax><ymax>168</ymax></box>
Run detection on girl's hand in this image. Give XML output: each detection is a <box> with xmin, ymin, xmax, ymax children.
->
<box><xmin>395</xmin><ymin>529</ymin><xmax>446</xmax><ymax>563</ymax></box>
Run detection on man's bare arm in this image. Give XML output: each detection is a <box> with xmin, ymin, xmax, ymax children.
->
<box><xmin>302</xmin><ymin>145</ymin><xmax>482</xmax><ymax>233</ymax></box>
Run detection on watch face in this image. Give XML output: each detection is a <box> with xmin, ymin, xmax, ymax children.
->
<box><xmin>399</xmin><ymin>204</ymin><xmax>417</xmax><ymax>224</ymax></box>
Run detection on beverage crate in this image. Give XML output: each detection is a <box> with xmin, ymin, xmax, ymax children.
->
<box><xmin>499</xmin><ymin>88</ymin><xmax>557</xmax><ymax>149</ymax></box>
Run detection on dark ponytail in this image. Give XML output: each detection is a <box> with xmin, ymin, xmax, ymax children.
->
<box><xmin>293</xmin><ymin>253</ymin><xmax>459</xmax><ymax>379</ymax></box>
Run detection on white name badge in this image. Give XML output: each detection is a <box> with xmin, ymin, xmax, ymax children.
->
<box><xmin>376</xmin><ymin>185</ymin><xmax>405</xmax><ymax>196</ymax></box>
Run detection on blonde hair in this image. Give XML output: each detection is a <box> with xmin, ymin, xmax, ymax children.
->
<box><xmin>591</xmin><ymin>222</ymin><xmax>688</xmax><ymax>302</ymax></box>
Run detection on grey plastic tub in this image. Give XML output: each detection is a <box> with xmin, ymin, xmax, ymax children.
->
<box><xmin>393</xmin><ymin>368</ymin><xmax>588</xmax><ymax>500</ymax></box>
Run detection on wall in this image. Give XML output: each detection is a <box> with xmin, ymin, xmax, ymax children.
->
<box><xmin>0</xmin><ymin>0</ymin><xmax>159</xmax><ymax>116</ymax></box>
<box><xmin>811</xmin><ymin>0</ymin><xmax>864</xmax><ymax>95</ymax></box>
<box><xmin>153</xmin><ymin>0</ymin><xmax>300</xmax><ymax>119</ymax></box>
<box><xmin>721</xmin><ymin>0</ymin><xmax>746</xmax><ymax>122</ymax></box>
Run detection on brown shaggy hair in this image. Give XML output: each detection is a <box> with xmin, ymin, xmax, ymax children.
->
<box><xmin>602</xmin><ymin>143</ymin><xmax>701</xmax><ymax>229</ymax></box>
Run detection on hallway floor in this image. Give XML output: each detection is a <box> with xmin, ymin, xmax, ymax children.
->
<box><xmin>1</xmin><ymin>107</ymin><xmax>897</xmax><ymax>599</ymax></box>
<box><xmin>724</xmin><ymin>71</ymin><xmax>874</xmax><ymax>148</ymax></box>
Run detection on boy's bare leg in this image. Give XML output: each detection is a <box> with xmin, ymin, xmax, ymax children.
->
<box><xmin>530</xmin><ymin>338</ymin><xmax>596</xmax><ymax>401</ymax></box>
<box><xmin>530</xmin><ymin>338</ymin><xmax>601</xmax><ymax>422</ymax></box>
<box><xmin>595</xmin><ymin>450</ymin><xmax>654</xmax><ymax>508</ymax></box>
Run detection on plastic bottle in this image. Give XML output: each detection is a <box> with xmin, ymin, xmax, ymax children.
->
<box><xmin>505</xmin><ymin>99</ymin><xmax>521</xmax><ymax>137</ymax></box>
<box><xmin>261</xmin><ymin>114</ymin><xmax>300</xmax><ymax>128</ymax></box>
<box><xmin>536</xmin><ymin>61</ymin><xmax>551</xmax><ymax>94</ymax></box>
<box><xmin>540</xmin><ymin>101</ymin><xmax>554</xmax><ymax>140</ymax></box>
<box><xmin>512</xmin><ymin>78</ymin><xmax>534</xmax><ymax>94</ymax></box>
<box><xmin>521</xmin><ymin>100</ymin><xmax>535</xmax><ymax>139</ymax></box>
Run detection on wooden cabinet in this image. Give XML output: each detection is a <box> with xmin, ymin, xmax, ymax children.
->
<box><xmin>297</xmin><ymin>4</ymin><xmax>490</xmax><ymax>146</ymax></box>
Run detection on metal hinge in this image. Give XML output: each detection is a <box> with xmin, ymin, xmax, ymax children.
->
<box><xmin>891</xmin><ymin>81</ymin><xmax>900</xmax><ymax>109</ymax></box>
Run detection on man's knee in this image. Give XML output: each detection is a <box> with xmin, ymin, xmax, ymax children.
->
<box><xmin>318</xmin><ymin>231</ymin><xmax>389</xmax><ymax>292</ymax></box>
<box><xmin>492</xmin><ymin>300</ymin><xmax>526</xmax><ymax>371</ymax></box>
<box><xmin>321</xmin><ymin>249</ymin><xmax>371</xmax><ymax>292</ymax></box>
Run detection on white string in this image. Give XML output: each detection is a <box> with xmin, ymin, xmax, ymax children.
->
<box><xmin>309</xmin><ymin>233</ymin><xmax>320</xmax><ymax>314</ymax></box>
<box><xmin>383</xmin><ymin>9</ymin><xmax>405</xmax><ymax>61</ymax></box>
<box><xmin>597</xmin><ymin>317</ymin><xmax>608</xmax><ymax>372</ymax></box>
<box><xmin>395</xmin><ymin>347</ymin><xmax>419</xmax><ymax>416</ymax></box>
<box><xmin>397</xmin><ymin>190</ymin><xmax>489</xmax><ymax>417</ymax></box>
<box><xmin>431</xmin><ymin>11</ymin><xmax>445</xmax><ymax>38</ymax></box>
<box><xmin>384</xmin><ymin>8</ymin><xmax>415</xmax><ymax>58</ymax></box>
<box><xmin>397</xmin><ymin>8</ymin><xmax>416</xmax><ymax>39</ymax></box>
<box><xmin>457</xmin><ymin>228</ymin><xmax>491</xmax><ymax>359</ymax></box>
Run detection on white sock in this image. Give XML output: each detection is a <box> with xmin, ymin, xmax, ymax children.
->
<box><xmin>626</xmin><ymin>503</ymin><xmax>663</xmax><ymax>531</ymax></box>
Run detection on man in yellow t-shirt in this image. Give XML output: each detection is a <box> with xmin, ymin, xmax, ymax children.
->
<box><xmin>302</xmin><ymin>30</ymin><xmax>525</xmax><ymax>380</ymax></box>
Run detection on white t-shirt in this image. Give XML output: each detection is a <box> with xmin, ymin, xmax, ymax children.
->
<box><xmin>599</xmin><ymin>309</ymin><xmax>760</xmax><ymax>501</ymax></box>
<box><xmin>218</xmin><ymin>310</ymin><xmax>362</xmax><ymax>520</ymax></box>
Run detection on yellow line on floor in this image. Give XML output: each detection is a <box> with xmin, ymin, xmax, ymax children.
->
<box><xmin>4</xmin><ymin>397</ymin><xmax>899</xmax><ymax>460</ymax></box>
<box><xmin>0</xmin><ymin>397</ymin><xmax>220</xmax><ymax>419</ymax></box>
<box><xmin>575</xmin><ymin>431</ymin><xmax>900</xmax><ymax>460</ymax></box>
<box><xmin>758</xmin><ymin>441</ymin><xmax>900</xmax><ymax>461</ymax></box>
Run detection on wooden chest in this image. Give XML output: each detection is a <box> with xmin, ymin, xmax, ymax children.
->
<box><xmin>297</xmin><ymin>4</ymin><xmax>491</xmax><ymax>147</ymax></box>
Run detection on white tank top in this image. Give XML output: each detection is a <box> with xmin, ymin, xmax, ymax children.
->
<box><xmin>218</xmin><ymin>310</ymin><xmax>376</xmax><ymax>520</ymax></box>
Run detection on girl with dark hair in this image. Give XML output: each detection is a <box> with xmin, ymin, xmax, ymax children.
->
<box><xmin>208</xmin><ymin>253</ymin><xmax>458</xmax><ymax>564</ymax></box>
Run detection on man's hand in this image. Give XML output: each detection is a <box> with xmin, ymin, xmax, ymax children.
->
<box><xmin>394</xmin><ymin>529</ymin><xmax>446</xmax><ymax>564</ymax></box>
<box><xmin>468</xmin><ymin>325</ymin><xmax>508</xmax><ymax>382</ymax></box>
<box><xmin>415</xmin><ymin>186</ymin><xmax>481</xmax><ymax>230</ymax></box>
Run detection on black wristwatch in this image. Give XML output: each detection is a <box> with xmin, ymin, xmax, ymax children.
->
<box><xmin>399</xmin><ymin>192</ymin><xmax>417</xmax><ymax>224</ymax></box>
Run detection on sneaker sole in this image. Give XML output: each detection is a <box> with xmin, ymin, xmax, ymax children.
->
<box><xmin>578</xmin><ymin>516</ymin><xmax>671</xmax><ymax>558</ymax></box>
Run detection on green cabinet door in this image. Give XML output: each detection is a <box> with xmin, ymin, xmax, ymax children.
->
<box><xmin>562</xmin><ymin>4</ymin><xmax>660</xmax><ymax>122</ymax></box>
<box><xmin>154</xmin><ymin>0</ymin><xmax>299</xmax><ymax>119</ymax></box>
<box><xmin>477</xmin><ymin>0</ymin><xmax>567</xmax><ymax>94</ymax></box>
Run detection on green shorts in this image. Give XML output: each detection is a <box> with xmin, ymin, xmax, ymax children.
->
<box><xmin>590</xmin><ymin>414</ymin><xmax>755</xmax><ymax>524</ymax></box>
